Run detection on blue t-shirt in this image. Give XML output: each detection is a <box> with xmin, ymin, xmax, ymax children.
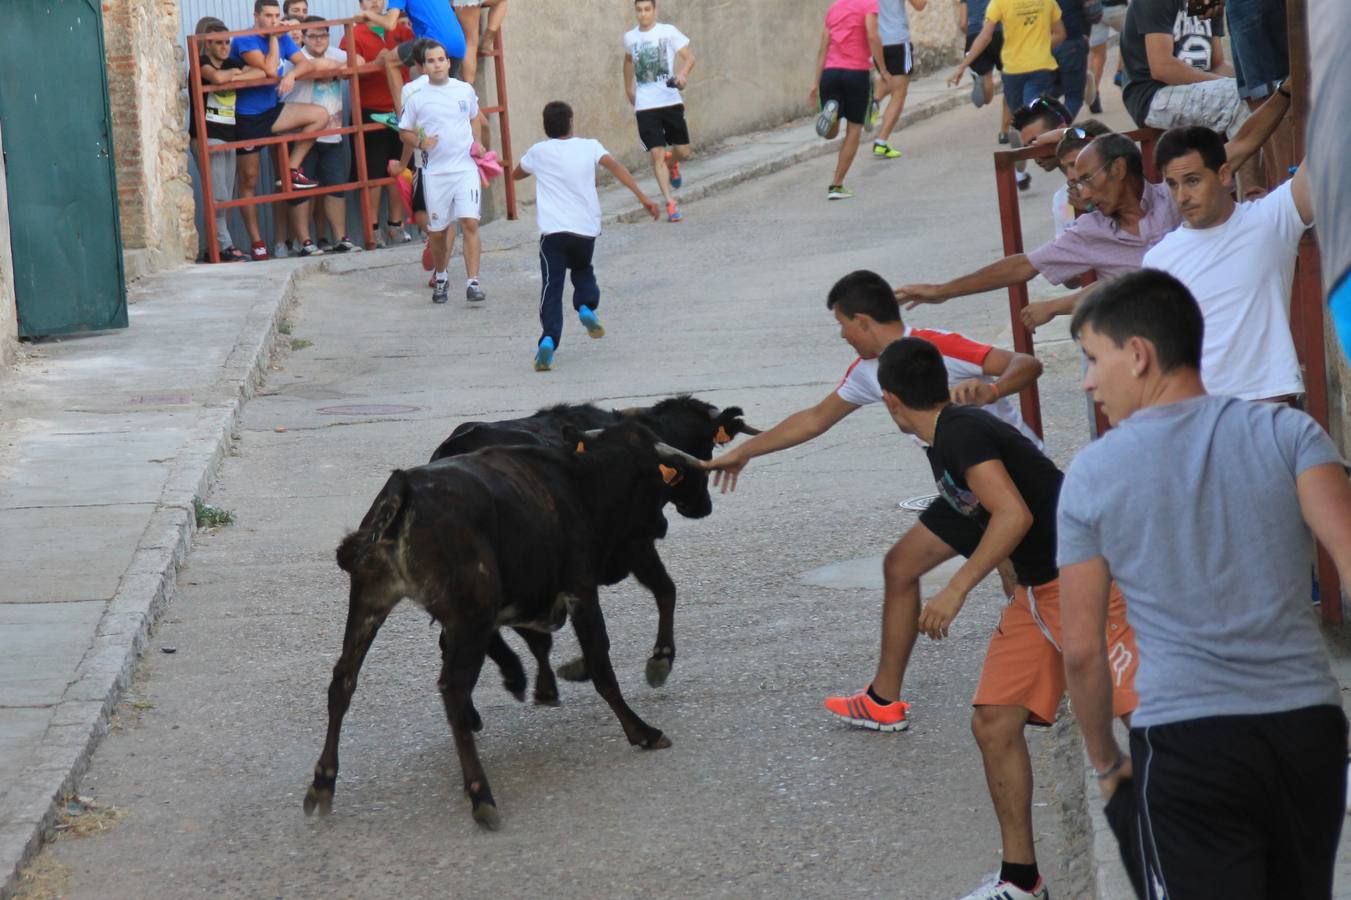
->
<box><xmin>229</xmin><ymin>33</ymin><xmax>302</xmax><ymax>116</ymax></box>
<box><xmin>387</xmin><ymin>0</ymin><xmax>467</xmax><ymax>60</ymax></box>
<box><xmin>964</xmin><ymin>0</ymin><xmax>999</xmax><ymax>35</ymax></box>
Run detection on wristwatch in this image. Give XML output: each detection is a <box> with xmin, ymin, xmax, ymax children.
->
<box><xmin>1277</xmin><ymin>78</ymin><xmax>1292</xmax><ymax>99</ymax></box>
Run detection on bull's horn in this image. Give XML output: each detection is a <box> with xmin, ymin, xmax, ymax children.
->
<box><xmin>654</xmin><ymin>442</ymin><xmax>701</xmax><ymax>467</ymax></box>
<box><xmin>583</xmin><ymin>428</ymin><xmax>605</xmax><ymax>439</ymax></box>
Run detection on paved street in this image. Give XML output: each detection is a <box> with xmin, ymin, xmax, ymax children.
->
<box><xmin>17</xmin><ymin>96</ymin><xmax>1118</xmax><ymax>899</ymax></box>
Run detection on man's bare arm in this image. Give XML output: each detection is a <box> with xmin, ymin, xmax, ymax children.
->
<box><xmin>1061</xmin><ymin>556</ymin><xmax>1129</xmax><ymax>796</ymax></box>
<box><xmin>1223</xmin><ymin>89</ymin><xmax>1292</xmax><ymax>171</ymax></box>
<box><xmin>702</xmin><ymin>392</ymin><xmax>858</xmax><ymax>493</ymax></box>
<box><xmin>1144</xmin><ymin>32</ymin><xmax>1220</xmax><ymax>85</ymax></box>
<box><xmin>1298</xmin><ymin>462</ymin><xmax>1351</xmax><ymax>584</ymax></box>
<box><xmin>896</xmin><ymin>253</ymin><xmax>1040</xmax><ymax>307</ymax></box>
<box><xmin>674</xmin><ymin>45</ymin><xmax>696</xmax><ymax>85</ymax></box>
<box><xmin>600</xmin><ymin>154</ymin><xmax>661</xmax><ymax>218</ymax></box>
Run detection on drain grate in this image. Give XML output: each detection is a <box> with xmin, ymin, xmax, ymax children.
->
<box><xmin>897</xmin><ymin>493</ymin><xmax>939</xmax><ymax>512</ymax></box>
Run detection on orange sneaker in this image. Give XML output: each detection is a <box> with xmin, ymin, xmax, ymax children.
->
<box><xmin>823</xmin><ymin>688</ymin><xmax>910</xmax><ymax>732</ymax></box>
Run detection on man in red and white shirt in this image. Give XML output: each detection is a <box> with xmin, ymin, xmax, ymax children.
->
<box><xmin>704</xmin><ymin>270</ymin><xmax>1044</xmax><ymax>732</ymax></box>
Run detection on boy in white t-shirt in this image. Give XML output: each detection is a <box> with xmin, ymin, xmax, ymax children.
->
<box><xmin>513</xmin><ymin>101</ymin><xmax>659</xmax><ymax>371</ymax></box>
<box><xmin>1144</xmin><ymin>125</ymin><xmax>1312</xmax><ymax>402</ymax></box>
<box><xmin>398</xmin><ymin>40</ymin><xmax>489</xmax><ymax>305</ymax></box>
<box><xmin>623</xmin><ymin>0</ymin><xmax>696</xmax><ymax>222</ymax></box>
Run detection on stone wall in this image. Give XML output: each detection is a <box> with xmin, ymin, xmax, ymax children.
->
<box><xmin>909</xmin><ymin>0</ymin><xmax>965</xmax><ymax>74</ymax></box>
<box><xmin>0</xmin><ymin>121</ymin><xmax>15</xmax><ymax>369</ymax></box>
<box><xmin>103</xmin><ymin>0</ymin><xmax>197</xmax><ymax>279</ymax></box>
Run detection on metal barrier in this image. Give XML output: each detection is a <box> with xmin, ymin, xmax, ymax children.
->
<box><xmin>990</xmin><ymin>124</ymin><xmax>1341</xmax><ymax>623</ymax></box>
<box><xmin>188</xmin><ymin>16</ymin><xmax>516</xmax><ymax>264</ymax></box>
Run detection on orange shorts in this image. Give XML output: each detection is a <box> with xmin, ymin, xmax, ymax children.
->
<box><xmin>972</xmin><ymin>578</ymin><xmax>1139</xmax><ymax>726</ymax></box>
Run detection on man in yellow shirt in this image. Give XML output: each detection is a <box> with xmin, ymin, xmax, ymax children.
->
<box><xmin>951</xmin><ymin>0</ymin><xmax>1065</xmax><ymax>116</ymax></box>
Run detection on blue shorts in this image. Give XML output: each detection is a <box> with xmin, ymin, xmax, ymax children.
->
<box><xmin>1227</xmin><ymin>0</ymin><xmax>1288</xmax><ymax>100</ymax></box>
<box><xmin>1002</xmin><ymin>69</ymin><xmax>1055</xmax><ymax>113</ymax></box>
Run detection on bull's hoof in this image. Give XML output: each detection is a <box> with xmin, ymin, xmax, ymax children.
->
<box><xmin>472</xmin><ymin>802</ymin><xmax>501</xmax><ymax>831</ymax></box>
<box><xmin>534</xmin><ymin>692</ymin><xmax>561</xmax><ymax>707</ymax></box>
<box><xmin>556</xmin><ymin>656</ymin><xmax>591</xmax><ymax>683</ymax></box>
<box><xmin>470</xmin><ymin>707</ymin><xmax>484</xmax><ymax>732</ymax></box>
<box><xmin>503</xmin><ymin>672</ymin><xmax>528</xmax><ymax>702</ymax></box>
<box><xmin>645</xmin><ymin>655</ymin><xmax>673</xmax><ymax>688</ymax></box>
<box><xmin>303</xmin><ymin>785</ymin><xmax>333</xmax><ymax>816</ymax></box>
<box><xmin>641</xmin><ymin>732</ymin><xmax>672</xmax><ymax>750</ymax></box>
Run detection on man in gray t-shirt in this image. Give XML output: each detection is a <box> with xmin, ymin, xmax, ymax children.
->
<box><xmin>1055</xmin><ymin>269</ymin><xmax>1351</xmax><ymax>899</ymax></box>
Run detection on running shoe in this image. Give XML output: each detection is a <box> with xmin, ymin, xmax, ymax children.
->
<box><xmin>466</xmin><ymin>280</ymin><xmax>486</xmax><ymax>303</ymax></box>
<box><xmin>998</xmin><ymin>131</ymin><xmax>1010</xmax><ymax>145</ymax></box>
<box><xmin>370</xmin><ymin>111</ymin><xmax>400</xmax><ymax>130</ymax></box>
<box><xmin>971</xmin><ymin>71</ymin><xmax>987</xmax><ymax>108</ymax></box>
<box><xmin>273</xmin><ymin>241</ymin><xmax>289</xmax><ymax>259</ymax></box>
<box><xmin>665</xmin><ymin>151</ymin><xmax>683</xmax><ymax>189</ymax></box>
<box><xmin>421</xmin><ymin>239</ymin><xmax>434</xmax><ymax>270</ymax></box>
<box><xmin>1113</xmin><ymin>70</ymin><xmax>1123</xmax><ymax>87</ymax></box>
<box><xmin>823</xmin><ymin>688</ymin><xmax>909</xmax><ymax>732</ymax></box>
<box><xmin>815</xmin><ymin>98</ymin><xmax>840</xmax><ymax>138</ymax></box>
<box><xmin>959</xmin><ymin>876</ymin><xmax>1049</xmax><ymax>900</ymax></box>
<box><xmin>387</xmin><ymin>224</ymin><xmax>412</xmax><ymax>244</ymax></box>
<box><xmin>667</xmin><ymin>200</ymin><xmax>682</xmax><ymax>222</ymax></box>
<box><xmin>1017</xmin><ymin>171</ymin><xmax>1032</xmax><ymax>192</ymax></box>
<box><xmin>250</xmin><ymin>240</ymin><xmax>270</xmax><ymax>261</ymax></box>
<box><xmin>331</xmin><ymin>236</ymin><xmax>359</xmax><ymax>253</ymax></box>
<box><xmin>578</xmin><ymin>305</ymin><xmax>605</xmax><ymax>339</ymax></box>
<box><xmin>222</xmin><ymin>246</ymin><xmax>248</xmax><ymax>262</ymax></box>
<box><xmin>534</xmin><ymin>336</ymin><xmax>556</xmax><ymax>372</ymax></box>
<box><xmin>827</xmin><ymin>185</ymin><xmax>854</xmax><ymax>200</ymax></box>
<box><xmin>872</xmin><ymin>141</ymin><xmax>902</xmax><ymax>159</ymax></box>
<box><xmin>290</xmin><ymin>168</ymin><xmax>319</xmax><ymax>189</ymax></box>
<box><xmin>1089</xmin><ymin>98</ymin><xmax>1104</xmax><ymax>115</ymax></box>
<box><xmin>298</xmin><ymin>240</ymin><xmax>323</xmax><ymax>257</ymax></box>
<box><xmin>864</xmin><ymin>96</ymin><xmax>879</xmax><ymax>132</ymax></box>
<box><xmin>432</xmin><ymin>278</ymin><xmax>449</xmax><ymax>304</ymax></box>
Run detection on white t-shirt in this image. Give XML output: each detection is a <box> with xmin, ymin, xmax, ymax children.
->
<box><xmin>1142</xmin><ymin>181</ymin><xmax>1308</xmax><ymax>400</ymax></box>
<box><xmin>624</xmin><ymin>23</ymin><xmax>690</xmax><ymax>112</ymax></box>
<box><xmin>281</xmin><ymin>46</ymin><xmax>346</xmax><ymax>143</ymax></box>
<box><xmin>835</xmin><ymin>326</ymin><xmax>1043</xmax><ymax>448</ymax></box>
<box><xmin>519</xmin><ymin>137</ymin><xmax>609</xmax><ymax>237</ymax></box>
<box><xmin>398</xmin><ymin>77</ymin><xmax>479</xmax><ymax>179</ymax></box>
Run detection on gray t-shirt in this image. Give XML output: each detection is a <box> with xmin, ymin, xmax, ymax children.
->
<box><xmin>879</xmin><ymin>0</ymin><xmax>911</xmax><ymax>44</ymax></box>
<box><xmin>1057</xmin><ymin>394</ymin><xmax>1344</xmax><ymax>728</ymax></box>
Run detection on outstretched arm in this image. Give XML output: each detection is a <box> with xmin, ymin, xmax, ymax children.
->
<box><xmin>702</xmin><ymin>392</ymin><xmax>858</xmax><ymax>493</ymax></box>
<box><xmin>1224</xmin><ymin>87</ymin><xmax>1292</xmax><ymax>171</ymax></box>
<box><xmin>896</xmin><ymin>253</ymin><xmax>1039</xmax><ymax>307</ymax></box>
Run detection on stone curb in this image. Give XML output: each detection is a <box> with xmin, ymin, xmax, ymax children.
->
<box><xmin>0</xmin><ymin>87</ymin><xmax>982</xmax><ymax>898</ymax></box>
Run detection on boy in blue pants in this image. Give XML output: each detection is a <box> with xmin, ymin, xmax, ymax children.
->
<box><xmin>513</xmin><ymin>101</ymin><xmax>659</xmax><ymax>371</ymax></box>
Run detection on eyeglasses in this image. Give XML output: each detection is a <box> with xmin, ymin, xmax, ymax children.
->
<box><xmin>305</xmin><ymin>31</ymin><xmax>330</xmax><ymax>39</ymax></box>
<box><xmin>1069</xmin><ymin>158</ymin><xmax>1113</xmax><ymax>192</ymax></box>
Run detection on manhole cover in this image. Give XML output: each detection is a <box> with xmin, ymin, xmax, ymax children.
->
<box><xmin>316</xmin><ymin>404</ymin><xmax>422</xmax><ymax>416</ymax></box>
<box><xmin>126</xmin><ymin>393</ymin><xmax>192</xmax><ymax>406</ymax></box>
<box><xmin>897</xmin><ymin>493</ymin><xmax>939</xmax><ymax>512</ymax></box>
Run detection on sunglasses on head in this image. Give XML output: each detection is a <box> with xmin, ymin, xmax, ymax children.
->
<box><xmin>1027</xmin><ymin>96</ymin><xmax>1071</xmax><ymax>126</ymax></box>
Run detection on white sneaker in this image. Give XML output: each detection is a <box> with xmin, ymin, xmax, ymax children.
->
<box><xmin>959</xmin><ymin>875</ymin><xmax>1049</xmax><ymax>900</ymax></box>
<box><xmin>273</xmin><ymin>241</ymin><xmax>289</xmax><ymax>259</ymax></box>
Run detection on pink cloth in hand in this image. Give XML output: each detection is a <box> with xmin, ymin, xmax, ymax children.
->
<box><xmin>471</xmin><ymin>143</ymin><xmax>504</xmax><ymax>184</ymax></box>
<box><xmin>386</xmin><ymin>160</ymin><xmax>415</xmax><ymax>220</ymax></box>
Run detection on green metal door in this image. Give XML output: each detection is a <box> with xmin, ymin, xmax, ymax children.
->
<box><xmin>0</xmin><ymin>0</ymin><xmax>127</xmax><ymax>336</ymax></box>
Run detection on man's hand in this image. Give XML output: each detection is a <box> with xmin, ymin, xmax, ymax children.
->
<box><xmin>1098</xmin><ymin>756</ymin><xmax>1133</xmax><ymax>802</ymax></box>
<box><xmin>1020</xmin><ymin>300</ymin><xmax>1060</xmax><ymax>332</ymax></box>
<box><xmin>918</xmin><ymin>585</ymin><xmax>967</xmax><ymax>639</ymax></box>
<box><xmin>673</xmin><ymin>73</ymin><xmax>688</xmax><ymax>89</ymax></box>
<box><xmin>702</xmin><ymin>451</ymin><xmax>747</xmax><ymax>494</ymax></box>
<box><xmin>950</xmin><ymin>378</ymin><xmax>997</xmax><ymax>406</ymax></box>
<box><xmin>641</xmin><ymin>195</ymin><xmax>660</xmax><ymax>220</ymax></box>
<box><xmin>895</xmin><ymin>283</ymin><xmax>947</xmax><ymax>308</ymax></box>
<box><xmin>278</xmin><ymin>73</ymin><xmax>297</xmax><ymax>94</ymax></box>
<box><xmin>420</xmin><ymin>133</ymin><xmax>439</xmax><ymax>151</ymax></box>
<box><xmin>947</xmin><ymin>64</ymin><xmax>967</xmax><ymax>88</ymax></box>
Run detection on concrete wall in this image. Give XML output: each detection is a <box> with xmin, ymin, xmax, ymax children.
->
<box><xmin>480</xmin><ymin>0</ymin><xmax>964</xmax><ymax>210</ymax></box>
<box><xmin>0</xmin><ymin>121</ymin><xmax>15</xmax><ymax>368</ymax></box>
<box><xmin>103</xmin><ymin>0</ymin><xmax>197</xmax><ymax>279</ymax></box>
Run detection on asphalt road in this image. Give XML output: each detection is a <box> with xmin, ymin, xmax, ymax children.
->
<box><xmin>30</xmin><ymin>98</ymin><xmax>1120</xmax><ymax>899</ymax></box>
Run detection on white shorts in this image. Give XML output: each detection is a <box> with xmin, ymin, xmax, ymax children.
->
<box><xmin>423</xmin><ymin>170</ymin><xmax>481</xmax><ymax>231</ymax></box>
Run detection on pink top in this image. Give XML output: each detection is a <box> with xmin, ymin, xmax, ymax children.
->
<box><xmin>824</xmin><ymin>0</ymin><xmax>879</xmax><ymax>71</ymax></box>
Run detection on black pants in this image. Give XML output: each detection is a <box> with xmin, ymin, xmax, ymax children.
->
<box><xmin>538</xmin><ymin>232</ymin><xmax>598</xmax><ymax>348</ymax></box>
<box><xmin>1104</xmin><ymin>705</ymin><xmax>1347</xmax><ymax>899</ymax></box>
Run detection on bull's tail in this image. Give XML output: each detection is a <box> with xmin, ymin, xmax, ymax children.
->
<box><xmin>336</xmin><ymin>470</ymin><xmax>410</xmax><ymax>577</ymax></box>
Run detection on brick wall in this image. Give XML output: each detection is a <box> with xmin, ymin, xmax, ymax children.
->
<box><xmin>103</xmin><ymin>0</ymin><xmax>197</xmax><ymax>277</ymax></box>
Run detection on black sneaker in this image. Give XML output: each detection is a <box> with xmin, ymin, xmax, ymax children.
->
<box><xmin>432</xmin><ymin>279</ymin><xmax>449</xmax><ymax>304</ymax></box>
<box><xmin>998</xmin><ymin>131</ymin><xmax>1010</xmax><ymax>145</ymax></box>
<box><xmin>1089</xmin><ymin>98</ymin><xmax>1104</xmax><ymax>115</ymax></box>
<box><xmin>466</xmin><ymin>281</ymin><xmax>486</xmax><ymax>303</ymax></box>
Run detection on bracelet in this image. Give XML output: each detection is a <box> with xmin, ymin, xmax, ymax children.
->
<box><xmin>1094</xmin><ymin>753</ymin><xmax>1125</xmax><ymax>780</ymax></box>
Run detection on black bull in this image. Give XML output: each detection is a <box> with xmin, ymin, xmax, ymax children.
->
<box><xmin>430</xmin><ymin>396</ymin><xmax>760</xmax><ymax>696</ymax></box>
<box><xmin>304</xmin><ymin>422</ymin><xmax>714</xmax><ymax>829</ymax></box>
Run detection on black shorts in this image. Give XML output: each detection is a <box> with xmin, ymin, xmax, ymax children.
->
<box><xmin>288</xmin><ymin>140</ymin><xmax>347</xmax><ymax>205</ymax></box>
<box><xmin>819</xmin><ymin>68</ymin><xmax>871</xmax><ymax>124</ymax></box>
<box><xmin>882</xmin><ymin>42</ymin><xmax>914</xmax><ymax>78</ymax></box>
<box><xmin>918</xmin><ymin>496</ymin><xmax>984</xmax><ymax>560</ymax></box>
<box><xmin>235</xmin><ymin>104</ymin><xmax>284</xmax><ymax>155</ymax></box>
<box><xmin>965</xmin><ymin>30</ymin><xmax>1005</xmax><ymax>77</ymax></box>
<box><xmin>635</xmin><ymin>104</ymin><xmax>690</xmax><ymax>152</ymax></box>
<box><xmin>1112</xmin><ymin>705</ymin><xmax>1348</xmax><ymax>899</ymax></box>
<box><xmin>411</xmin><ymin>166</ymin><xmax>426</xmax><ymax>215</ymax></box>
<box><xmin>354</xmin><ymin>111</ymin><xmax>404</xmax><ymax>183</ymax></box>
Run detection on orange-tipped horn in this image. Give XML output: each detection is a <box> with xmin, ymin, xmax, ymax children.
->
<box><xmin>575</xmin><ymin>442</ymin><xmax>586</xmax><ymax>453</ymax></box>
<box><xmin>658</xmin><ymin>463</ymin><xmax>683</xmax><ymax>485</ymax></box>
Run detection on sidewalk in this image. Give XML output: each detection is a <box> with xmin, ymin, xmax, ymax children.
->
<box><xmin>0</xmin><ymin>70</ymin><xmax>973</xmax><ymax>897</ymax></box>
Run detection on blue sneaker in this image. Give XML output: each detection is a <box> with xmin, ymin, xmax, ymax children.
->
<box><xmin>578</xmin><ymin>306</ymin><xmax>605</xmax><ymax>339</ymax></box>
<box><xmin>534</xmin><ymin>337</ymin><xmax>556</xmax><ymax>372</ymax></box>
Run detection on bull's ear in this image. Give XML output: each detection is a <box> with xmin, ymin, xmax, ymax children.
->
<box><xmin>560</xmin><ymin>424</ymin><xmax>586</xmax><ymax>453</ymax></box>
<box><xmin>658</xmin><ymin>463</ymin><xmax>683</xmax><ymax>486</ymax></box>
<box><xmin>715</xmin><ymin>406</ymin><xmax>763</xmax><ymax>439</ymax></box>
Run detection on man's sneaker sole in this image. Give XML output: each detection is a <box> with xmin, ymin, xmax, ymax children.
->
<box><xmin>578</xmin><ymin>307</ymin><xmax>605</xmax><ymax>338</ymax></box>
<box><xmin>466</xmin><ymin>285</ymin><xmax>486</xmax><ymax>303</ymax></box>
<box><xmin>534</xmin><ymin>340</ymin><xmax>555</xmax><ymax>372</ymax></box>
<box><xmin>832</xmin><ymin>713</ymin><xmax>909</xmax><ymax>733</ymax></box>
<box><xmin>815</xmin><ymin>99</ymin><xmax>839</xmax><ymax>138</ymax></box>
<box><xmin>432</xmin><ymin>282</ymin><xmax>449</xmax><ymax>304</ymax></box>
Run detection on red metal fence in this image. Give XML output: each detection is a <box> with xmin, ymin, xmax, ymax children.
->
<box><xmin>189</xmin><ymin>17</ymin><xmax>516</xmax><ymax>263</ymax></box>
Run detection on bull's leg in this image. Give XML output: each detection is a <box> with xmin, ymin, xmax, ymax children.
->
<box><xmin>628</xmin><ymin>542</ymin><xmax>677</xmax><ymax>687</ymax></box>
<box><xmin>485</xmin><ymin>630</ymin><xmax>528</xmax><ymax>702</ymax></box>
<box><xmin>512</xmin><ymin>628</ymin><xmax>560</xmax><ymax>706</ymax></box>
<box><xmin>569</xmin><ymin>591</ymin><xmax>671</xmax><ymax>750</ymax></box>
<box><xmin>304</xmin><ymin>581</ymin><xmax>396</xmax><ymax>816</ymax></box>
<box><xmin>436</xmin><ymin>628</ymin><xmax>499</xmax><ymax>830</ymax></box>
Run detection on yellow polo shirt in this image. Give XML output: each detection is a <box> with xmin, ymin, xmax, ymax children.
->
<box><xmin>985</xmin><ymin>0</ymin><xmax>1061</xmax><ymax>74</ymax></box>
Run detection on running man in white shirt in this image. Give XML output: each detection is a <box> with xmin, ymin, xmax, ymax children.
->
<box><xmin>1144</xmin><ymin>123</ymin><xmax>1312</xmax><ymax>402</ymax></box>
<box><xmin>513</xmin><ymin>101</ymin><xmax>659</xmax><ymax>372</ymax></box>
<box><xmin>398</xmin><ymin>40</ymin><xmax>489</xmax><ymax>304</ymax></box>
<box><xmin>623</xmin><ymin>0</ymin><xmax>696</xmax><ymax>222</ymax></box>
<box><xmin>704</xmin><ymin>270</ymin><xmax>1045</xmax><ymax>731</ymax></box>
